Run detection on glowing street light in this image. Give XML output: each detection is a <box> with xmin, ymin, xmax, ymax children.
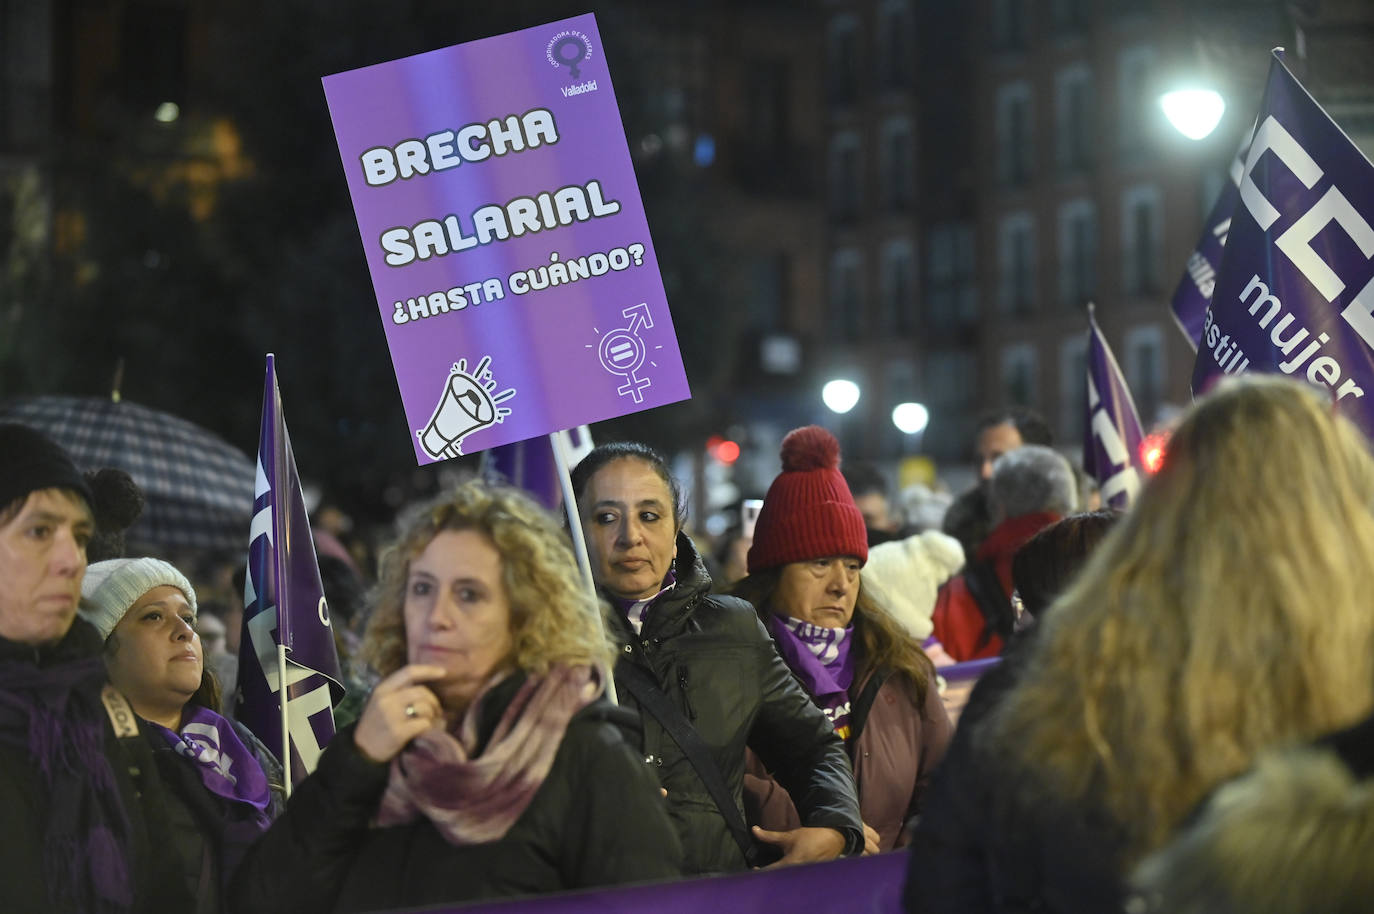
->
<box><xmin>1160</xmin><ymin>88</ymin><xmax>1226</xmax><ymax>140</ymax></box>
<box><xmin>822</xmin><ymin>379</ymin><xmax>861</xmax><ymax>414</ymax></box>
<box><xmin>891</xmin><ymin>402</ymin><xmax>929</xmax><ymax>435</ymax></box>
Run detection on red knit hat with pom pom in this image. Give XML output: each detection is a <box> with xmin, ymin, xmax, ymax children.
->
<box><xmin>747</xmin><ymin>425</ymin><xmax>868</xmax><ymax>572</ymax></box>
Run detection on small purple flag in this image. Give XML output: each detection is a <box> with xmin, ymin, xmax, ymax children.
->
<box><xmin>1169</xmin><ymin>131</ymin><xmax>1254</xmax><ymax>349</ymax></box>
<box><xmin>236</xmin><ymin>354</ymin><xmax>344</xmax><ymax>786</ymax></box>
<box><xmin>1084</xmin><ymin>307</ymin><xmax>1145</xmax><ymax>509</ymax></box>
<box><xmin>480</xmin><ymin>427</ymin><xmax>594</xmax><ymax>511</ymax></box>
<box><xmin>1192</xmin><ymin>51</ymin><xmax>1374</xmax><ymax>437</ymax></box>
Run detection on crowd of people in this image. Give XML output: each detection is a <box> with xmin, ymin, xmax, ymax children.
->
<box><xmin>2</xmin><ymin>371</ymin><xmax>1372</xmax><ymax>913</ymax></box>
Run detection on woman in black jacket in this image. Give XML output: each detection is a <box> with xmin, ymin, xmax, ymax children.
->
<box><xmin>230</xmin><ymin>478</ymin><xmax>681</xmax><ymax>913</ymax></box>
<box><xmin>571</xmin><ymin>441</ymin><xmax>864</xmax><ymax>874</ymax></box>
<box><xmin>80</xmin><ymin>556</ymin><xmax>284</xmax><ymax>914</ymax></box>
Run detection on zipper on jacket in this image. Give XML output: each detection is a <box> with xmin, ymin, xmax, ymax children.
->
<box><xmin>677</xmin><ymin>664</ymin><xmax>696</xmax><ymax>720</ymax></box>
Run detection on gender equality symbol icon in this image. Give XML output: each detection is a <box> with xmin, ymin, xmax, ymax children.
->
<box><xmin>597</xmin><ymin>302</ymin><xmax>655</xmax><ymax>403</ymax></box>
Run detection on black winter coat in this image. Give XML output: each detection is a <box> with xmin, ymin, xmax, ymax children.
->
<box><xmin>607</xmin><ymin>533</ymin><xmax>864</xmax><ymax>875</ymax></box>
<box><xmin>154</xmin><ymin>717</ymin><xmax>285</xmax><ymax>914</ymax></box>
<box><xmin>904</xmin><ymin>641</ymin><xmax>1126</xmax><ymax>914</ymax></box>
<box><xmin>0</xmin><ymin>618</ymin><xmax>192</xmax><ymax>914</ymax></box>
<box><xmin>229</xmin><ymin>672</ymin><xmax>683</xmax><ymax>913</ymax></box>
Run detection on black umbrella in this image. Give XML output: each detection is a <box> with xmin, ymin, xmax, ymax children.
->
<box><xmin>0</xmin><ymin>394</ymin><xmax>255</xmax><ymax>551</ymax></box>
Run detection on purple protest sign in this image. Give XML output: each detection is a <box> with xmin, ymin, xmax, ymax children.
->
<box><xmin>322</xmin><ymin>15</ymin><xmax>691</xmax><ymax>464</ymax></box>
<box><xmin>237</xmin><ymin>354</ymin><xmax>344</xmax><ymax>787</ymax></box>
<box><xmin>1169</xmin><ymin>131</ymin><xmax>1253</xmax><ymax>349</ymax></box>
<box><xmin>1191</xmin><ymin>51</ymin><xmax>1374</xmax><ymax>436</ymax></box>
<box><xmin>1084</xmin><ymin>307</ymin><xmax>1144</xmax><ymax>509</ymax></box>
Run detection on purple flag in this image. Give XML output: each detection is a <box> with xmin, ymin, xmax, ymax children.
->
<box><xmin>424</xmin><ymin>849</ymin><xmax>904</xmax><ymax>914</ymax></box>
<box><xmin>236</xmin><ymin>354</ymin><xmax>345</xmax><ymax>786</ymax></box>
<box><xmin>1169</xmin><ymin>131</ymin><xmax>1254</xmax><ymax>348</ymax></box>
<box><xmin>1084</xmin><ymin>307</ymin><xmax>1145</xmax><ymax>509</ymax></box>
<box><xmin>1192</xmin><ymin>51</ymin><xmax>1374</xmax><ymax>437</ymax></box>
<box><xmin>480</xmin><ymin>426</ymin><xmax>594</xmax><ymax>510</ymax></box>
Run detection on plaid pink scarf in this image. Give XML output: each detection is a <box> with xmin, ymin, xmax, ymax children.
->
<box><xmin>375</xmin><ymin>664</ymin><xmax>601</xmax><ymax>845</ymax></box>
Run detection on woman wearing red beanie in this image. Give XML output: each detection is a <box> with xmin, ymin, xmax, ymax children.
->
<box><xmin>734</xmin><ymin>426</ymin><xmax>952</xmax><ymax>852</ymax></box>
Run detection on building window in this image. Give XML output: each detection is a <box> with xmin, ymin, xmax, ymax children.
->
<box><xmin>1121</xmin><ymin>184</ymin><xmax>1163</xmax><ymax>297</ymax></box>
<box><xmin>829</xmin><ymin>248</ymin><xmax>865</xmax><ymax>340</ymax></box>
<box><xmin>990</xmin><ymin>0</ymin><xmax>1028</xmax><ymax>51</ymax></box>
<box><xmin>1057</xmin><ymin>198</ymin><xmax>1098</xmax><ymax>308</ymax></box>
<box><xmin>926</xmin><ymin>349</ymin><xmax>977</xmax><ymax>410</ymax></box>
<box><xmin>828</xmin><ymin>131</ymin><xmax>862</xmax><ymax>222</ymax></box>
<box><xmin>1059</xmin><ymin>336</ymin><xmax>1088</xmax><ymax>443</ymax></box>
<box><xmin>877</xmin><ymin>0</ymin><xmax>914</xmax><ymax>89</ymax></box>
<box><xmin>827</xmin><ymin>15</ymin><xmax>860</xmax><ymax>106</ymax></box>
<box><xmin>1054</xmin><ymin>63</ymin><xmax>1095</xmax><ymax>173</ymax></box>
<box><xmin>747</xmin><ymin>254</ymin><xmax>790</xmax><ymax>333</ymax></box>
<box><xmin>1124</xmin><ymin>325</ymin><xmax>1165</xmax><ymax>425</ymax></box>
<box><xmin>1052</xmin><ymin>0</ymin><xmax>1090</xmax><ymax>35</ymax></box>
<box><xmin>1001</xmin><ymin>343</ymin><xmax>1039</xmax><ymax>407</ymax></box>
<box><xmin>996</xmin><ymin>81</ymin><xmax>1033</xmax><ymax>187</ymax></box>
<box><xmin>880</xmin><ymin>238</ymin><xmax>916</xmax><ymax>336</ymax></box>
<box><xmin>880</xmin><ymin>116</ymin><xmax>914</xmax><ymax>211</ymax></box>
<box><xmin>926</xmin><ymin>223</ymin><xmax>977</xmax><ymax>329</ymax></box>
<box><xmin>998</xmin><ymin>212</ymin><xmax>1037</xmax><ymax>316</ymax></box>
<box><xmin>1117</xmin><ymin>45</ymin><xmax>1157</xmax><ymax>158</ymax></box>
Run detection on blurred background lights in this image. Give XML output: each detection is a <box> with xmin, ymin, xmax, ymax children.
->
<box><xmin>891</xmin><ymin>402</ymin><xmax>929</xmax><ymax>435</ymax></box>
<box><xmin>1160</xmin><ymin>89</ymin><xmax>1225</xmax><ymax>140</ymax></box>
<box><xmin>822</xmin><ymin>379</ymin><xmax>861</xmax><ymax>414</ymax></box>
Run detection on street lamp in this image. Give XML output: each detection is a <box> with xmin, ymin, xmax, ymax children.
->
<box><xmin>822</xmin><ymin>379</ymin><xmax>861</xmax><ymax>414</ymax></box>
<box><xmin>1160</xmin><ymin>88</ymin><xmax>1226</xmax><ymax>140</ymax></box>
<box><xmin>891</xmin><ymin>402</ymin><xmax>929</xmax><ymax>435</ymax></box>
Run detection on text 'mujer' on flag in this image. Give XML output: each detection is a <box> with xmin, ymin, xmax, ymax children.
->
<box><xmin>1191</xmin><ymin>49</ymin><xmax>1374</xmax><ymax>438</ymax></box>
<box><xmin>236</xmin><ymin>354</ymin><xmax>345</xmax><ymax>791</ymax></box>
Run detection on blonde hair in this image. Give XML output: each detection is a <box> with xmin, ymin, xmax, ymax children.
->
<box><xmin>363</xmin><ymin>477</ymin><xmax>614</xmax><ymax>680</ymax></box>
<box><xmin>987</xmin><ymin>375</ymin><xmax>1374</xmax><ymax>861</ymax></box>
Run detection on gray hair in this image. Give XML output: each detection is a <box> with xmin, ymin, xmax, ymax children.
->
<box><xmin>989</xmin><ymin>445</ymin><xmax>1079</xmax><ymax>520</ymax></box>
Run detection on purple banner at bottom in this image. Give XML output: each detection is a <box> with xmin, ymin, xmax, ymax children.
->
<box><xmin>426</xmin><ymin>851</ymin><xmax>906</xmax><ymax>914</ymax></box>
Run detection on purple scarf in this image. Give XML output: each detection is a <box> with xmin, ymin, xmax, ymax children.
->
<box><xmin>0</xmin><ymin>650</ymin><xmax>133</xmax><ymax>914</ymax></box>
<box><xmin>767</xmin><ymin>615</ymin><xmax>856</xmax><ymax>739</ymax></box>
<box><xmin>375</xmin><ymin>664</ymin><xmax>602</xmax><ymax>845</ymax></box>
<box><xmin>148</xmin><ymin>704</ymin><xmax>272</xmax><ymax>833</ymax></box>
<box><xmin>611</xmin><ymin>568</ymin><xmax>677</xmax><ymax>635</ymax></box>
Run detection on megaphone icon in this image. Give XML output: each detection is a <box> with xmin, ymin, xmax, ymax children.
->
<box><xmin>417</xmin><ymin>357</ymin><xmax>516</xmax><ymax>459</ymax></box>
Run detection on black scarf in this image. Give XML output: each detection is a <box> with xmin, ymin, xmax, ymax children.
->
<box><xmin>0</xmin><ymin>620</ymin><xmax>133</xmax><ymax>914</ymax></box>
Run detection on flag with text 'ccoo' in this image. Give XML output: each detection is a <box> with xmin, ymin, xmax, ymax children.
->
<box><xmin>1191</xmin><ymin>50</ymin><xmax>1374</xmax><ymax>438</ymax></box>
<box><xmin>236</xmin><ymin>354</ymin><xmax>344</xmax><ymax>789</ymax></box>
<box><xmin>1169</xmin><ymin>130</ymin><xmax>1253</xmax><ymax>349</ymax></box>
<box><xmin>1084</xmin><ymin>307</ymin><xmax>1144</xmax><ymax>509</ymax></box>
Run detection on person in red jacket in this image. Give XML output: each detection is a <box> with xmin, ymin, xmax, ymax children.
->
<box><xmin>930</xmin><ymin>445</ymin><xmax>1077</xmax><ymax>661</ymax></box>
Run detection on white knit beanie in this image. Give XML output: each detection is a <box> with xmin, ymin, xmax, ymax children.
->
<box><xmin>860</xmin><ymin>530</ymin><xmax>966</xmax><ymax>640</ymax></box>
<box><xmin>80</xmin><ymin>557</ymin><xmax>198</xmax><ymax>641</ymax></box>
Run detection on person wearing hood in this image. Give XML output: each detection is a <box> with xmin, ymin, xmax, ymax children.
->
<box><xmin>571</xmin><ymin>441</ymin><xmax>864</xmax><ymax>874</ymax></box>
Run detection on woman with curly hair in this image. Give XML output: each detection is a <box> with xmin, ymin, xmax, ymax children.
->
<box><xmin>735</xmin><ymin>426</ymin><xmax>951</xmax><ymax>853</ymax></box>
<box><xmin>231</xmin><ymin>478</ymin><xmax>681</xmax><ymax>913</ymax></box>
<box><xmin>904</xmin><ymin>375</ymin><xmax>1374</xmax><ymax>913</ymax></box>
